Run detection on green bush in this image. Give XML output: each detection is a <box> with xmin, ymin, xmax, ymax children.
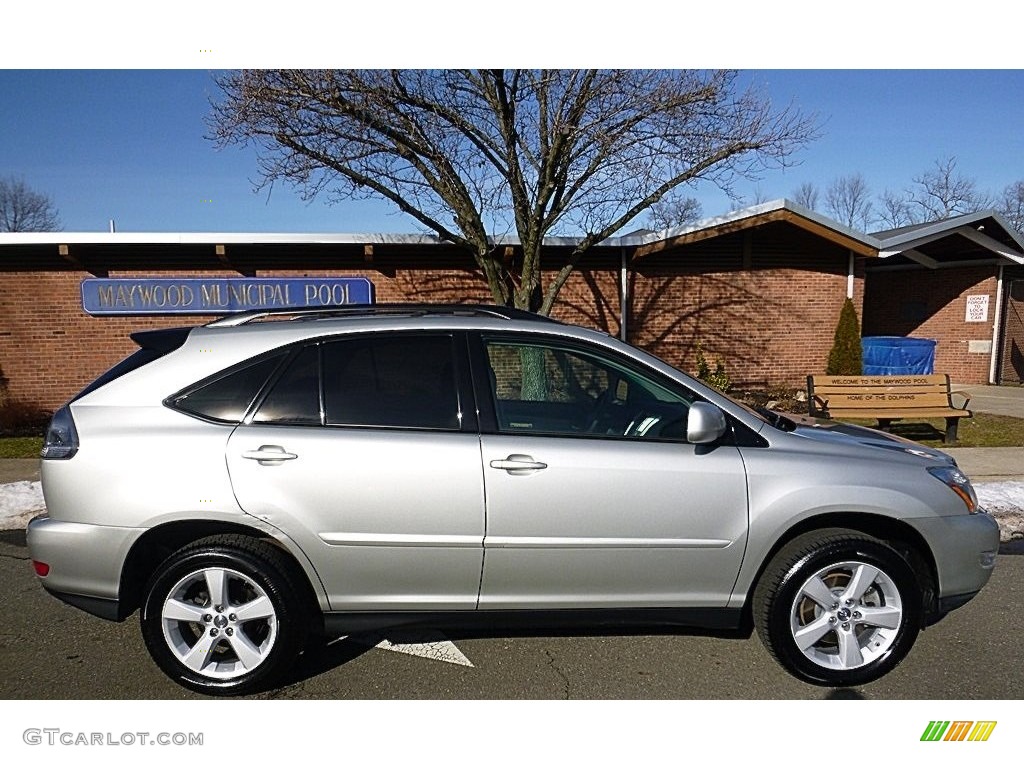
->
<box><xmin>0</xmin><ymin>398</ymin><xmax>51</xmax><ymax>437</ymax></box>
<box><xmin>695</xmin><ymin>341</ymin><xmax>731</xmax><ymax>392</ymax></box>
<box><xmin>826</xmin><ymin>298</ymin><xmax>862</xmax><ymax>376</ymax></box>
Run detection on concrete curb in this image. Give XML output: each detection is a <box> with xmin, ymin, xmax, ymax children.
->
<box><xmin>942</xmin><ymin>448</ymin><xmax>1024</xmax><ymax>483</ymax></box>
<box><xmin>0</xmin><ymin>459</ymin><xmax>39</xmax><ymax>484</ymax></box>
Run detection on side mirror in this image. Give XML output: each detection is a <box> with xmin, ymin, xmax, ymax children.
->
<box><xmin>687</xmin><ymin>402</ymin><xmax>728</xmax><ymax>445</ymax></box>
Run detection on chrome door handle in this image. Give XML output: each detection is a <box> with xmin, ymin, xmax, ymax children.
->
<box><xmin>242</xmin><ymin>445</ymin><xmax>298</xmax><ymax>463</ymax></box>
<box><xmin>489</xmin><ymin>454</ymin><xmax>548</xmax><ymax>473</ymax></box>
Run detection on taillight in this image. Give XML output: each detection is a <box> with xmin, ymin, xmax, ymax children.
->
<box><xmin>40</xmin><ymin>405</ymin><xmax>79</xmax><ymax>460</ymax></box>
<box><xmin>32</xmin><ymin>561</ymin><xmax>50</xmax><ymax>577</ymax></box>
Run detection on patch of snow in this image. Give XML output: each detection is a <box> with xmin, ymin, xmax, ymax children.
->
<box><xmin>0</xmin><ymin>480</ymin><xmax>44</xmax><ymax>530</ymax></box>
<box><xmin>977</xmin><ymin>481</ymin><xmax>1024</xmax><ymax>542</ymax></box>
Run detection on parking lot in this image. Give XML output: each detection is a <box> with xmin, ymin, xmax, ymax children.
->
<box><xmin>2</xmin><ymin>528</ymin><xmax>1020</xmax><ymax>700</ymax></box>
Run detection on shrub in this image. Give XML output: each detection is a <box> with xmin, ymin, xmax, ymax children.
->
<box><xmin>695</xmin><ymin>341</ymin><xmax>731</xmax><ymax>392</ymax></box>
<box><xmin>0</xmin><ymin>398</ymin><xmax>51</xmax><ymax>437</ymax></box>
<box><xmin>826</xmin><ymin>298</ymin><xmax>862</xmax><ymax>376</ymax></box>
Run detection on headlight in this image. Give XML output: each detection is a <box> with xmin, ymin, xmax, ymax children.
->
<box><xmin>927</xmin><ymin>466</ymin><xmax>978</xmax><ymax>513</ymax></box>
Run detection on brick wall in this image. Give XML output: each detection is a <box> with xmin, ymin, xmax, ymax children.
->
<box><xmin>862</xmin><ymin>266</ymin><xmax>999</xmax><ymax>384</ymax></box>
<box><xmin>628</xmin><ymin>228</ymin><xmax>864</xmax><ymax>389</ymax></box>
<box><xmin>1000</xmin><ymin>272</ymin><xmax>1024</xmax><ymax>384</ymax></box>
<box><xmin>0</xmin><ymin>225</ymin><xmax>866</xmax><ymax>411</ymax></box>
<box><xmin>0</xmin><ymin>263</ymin><xmax>622</xmax><ymax>411</ymax></box>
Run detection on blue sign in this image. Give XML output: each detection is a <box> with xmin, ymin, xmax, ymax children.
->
<box><xmin>82</xmin><ymin>277</ymin><xmax>374</xmax><ymax>315</ymax></box>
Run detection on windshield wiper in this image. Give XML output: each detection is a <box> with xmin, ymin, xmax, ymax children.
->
<box><xmin>755</xmin><ymin>406</ymin><xmax>797</xmax><ymax>432</ymax></box>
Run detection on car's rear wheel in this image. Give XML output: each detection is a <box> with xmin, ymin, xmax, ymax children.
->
<box><xmin>140</xmin><ymin>535</ymin><xmax>307</xmax><ymax>696</ymax></box>
<box><xmin>753</xmin><ymin>528</ymin><xmax>923</xmax><ymax>687</ymax></box>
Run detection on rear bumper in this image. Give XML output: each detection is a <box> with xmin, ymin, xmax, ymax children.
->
<box><xmin>26</xmin><ymin>514</ymin><xmax>139</xmax><ymax>621</ymax></box>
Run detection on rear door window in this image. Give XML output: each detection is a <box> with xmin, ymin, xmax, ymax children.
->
<box><xmin>322</xmin><ymin>334</ymin><xmax>461</xmax><ymax>430</ymax></box>
<box><xmin>251</xmin><ymin>345</ymin><xmax>321</xmax><ymax>425</ymax></box>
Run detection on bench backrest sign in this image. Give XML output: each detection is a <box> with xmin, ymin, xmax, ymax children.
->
<box><xmin>81</xmin><ymin>277</ymin><xmax>375</xmax><ymax>315</ymax></box>
<box><xmin>815</xmin><ymin>375</ymin><xmax>943</xmax><ymax>387</ymax></box>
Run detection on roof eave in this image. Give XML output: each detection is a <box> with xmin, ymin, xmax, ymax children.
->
<box><xmin>633</xmin><ymin>199</ymin><xmax>880</xmax><ymax>259</ymax></box>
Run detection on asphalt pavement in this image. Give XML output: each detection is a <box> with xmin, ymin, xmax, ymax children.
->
<box><xmin>0</xmin><ymin>531</ymin><xmax>1020</xmax><ymax>699</ymax></box>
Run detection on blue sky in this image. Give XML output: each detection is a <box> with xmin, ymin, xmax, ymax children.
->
<box><xmin>2</xmin><ymin>69</ymin><xmax>1022</xmax><ymax>234</ymax></box>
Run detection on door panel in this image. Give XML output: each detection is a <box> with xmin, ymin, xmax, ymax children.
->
<box><xmin>479</xmin><ymin>434</ymin><xmax>747</xmax><ymax>608</ymax></box>
<box><xmin>225</xmin><ymin>331</ymin><xmax>485</xmax><ymax>612</ymax></box>
<box><xmin>227</xmin><ymin>426</ymin><xmax>485</xmax><ymax>611</ymax></box>
<box><xmin>475</xmin><ymin>334</ymin><xmax>749</xmax><ymax>609</ymax></box>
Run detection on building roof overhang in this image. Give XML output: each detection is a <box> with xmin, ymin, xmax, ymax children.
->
<box><xmin>1</xmin><ymin>201</ymin><xmax>1021</xmax><ymax>269</ymax></box>
<box><xmin>0</xmin><ymin>200</ymin><xmax>880</xmax><ymax>255</ymax></box>
<box><xmin>630</xmin><ymin>199</ymin><xmax>881</xmax><ymax>258</ymax></box>
<box><xmin>871</xmin><ymin>210</ymin><xmax>1024</xmax><ymax>269</ymax></box>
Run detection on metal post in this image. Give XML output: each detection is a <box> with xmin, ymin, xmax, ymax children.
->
<box><xmin>847</xmin><ymin>251</ymin><xmax>855</xmax><ymax>299</ymax></box>
<box><xmin>620</xmin><ymin>247</ymin><xmax>628</xmax><ymax>342</ymax></box>
<box><xmin>989</xmin><ymin>265</ymin><xmax>1004</xmax><ymax>384</ymax></box>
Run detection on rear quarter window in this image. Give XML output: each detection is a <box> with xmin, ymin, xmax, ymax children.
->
<box><xmin>168</xmin><ymin>353</ymin><xmax>286</xmax><ymax>423</ymax></box>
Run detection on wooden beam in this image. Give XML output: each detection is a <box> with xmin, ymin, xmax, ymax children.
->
<box><xmin>364</xmin><ymin>244</ymin><xmax>374</xmax><ymax>263</ymax></box>
<box><xmin>634</xmin><ymin>210</ymin><xmax>786</xmax><ymax>258</ymax></box>
<box><xmin>57</xmin><ymin>244</ymin><xmax>86</xmax><ymax>271</ymax></box>
<box><xmin>954</xmin><ymin>226</ymin><xmax>1024</xmax><ymax>264</ymax></box>
<box><xmin>778</xmin><ymin>211</ymin><xmax>878</xmax><ymax>257</ymax></box>
<box><xmin>215</xmin><ymin>244</ymin><xmax>231</xmax><ymax>269</ymax></box>
<box><xmin>900</xmin><ymin>248</ymin><xmax>939</xmax><ymax>269</ymax></box>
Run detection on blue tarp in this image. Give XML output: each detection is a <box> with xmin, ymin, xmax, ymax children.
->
<box><xmin>862</xmin><ymin>336</ymin><xmax>937</xmax><ymax>375</ymax></box>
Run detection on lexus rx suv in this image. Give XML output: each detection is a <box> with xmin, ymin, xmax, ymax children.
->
<box><xmin>28</xmin><ymin>304</ymin><xmax>1000</xmax><ymax>695</ymax></box>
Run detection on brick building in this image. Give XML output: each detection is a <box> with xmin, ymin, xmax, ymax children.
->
<box><xmin>863</xmin><ymin>211</ymin><xmax>1024</xmax><ymax>384</ymax></box>
<box><xmin>1</xmin><ymin>200</ymin><xmax>1022</xmax><ymax>412</ymax></box>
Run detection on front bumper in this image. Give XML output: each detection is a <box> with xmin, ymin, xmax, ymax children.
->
<box><xmin>26</xmin><ymin>514</ymin><xmax>140</xmax><ymax>621</ymax></box>
<box><xmin>906</xmin><ymin>509</ymin><xmax>1000</xmax><ymax>600</ymax></box>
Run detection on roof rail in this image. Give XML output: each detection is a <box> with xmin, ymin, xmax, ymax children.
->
<box><xmin>204</xmin><ymin>303</ymin><xmax>560</xmax><ymax>328</ymax></box>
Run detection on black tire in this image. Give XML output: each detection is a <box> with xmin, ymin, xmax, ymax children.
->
<box><xmin>140</xmin><ymin>534</ymin><xmax>308</xmax><ymax>696</ymax></box>
<box><xmin>753</xmin><ymin>528</ymin><xmax>923</xmax><ymax>687</ymax></box>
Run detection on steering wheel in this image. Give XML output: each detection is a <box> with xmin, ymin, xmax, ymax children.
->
<box><xmin>584</xmin><ymin>388</ymin><xmax>616</xmax><ymax>434</ymax></box>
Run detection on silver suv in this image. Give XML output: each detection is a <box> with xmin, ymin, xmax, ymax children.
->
<box><xmin>28</xmin><ymin>305</ymin><xmax>1000</xmax><ymax>695</ymax></box>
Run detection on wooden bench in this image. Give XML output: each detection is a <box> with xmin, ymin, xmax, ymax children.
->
<box><xmin>806</xmin><ymin>374</ymin><xmax>972</xmax><ymax>443</ymax></box>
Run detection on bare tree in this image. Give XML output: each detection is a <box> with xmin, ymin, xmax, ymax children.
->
<box><xmin>791</xmin><ymin>181</ymin><xmax>820</xmax><ymax>211</ymax></box>
<box><xmin>209</xmin><ymin>70</ymin><xmax>817</xmax><ymax>314</ymax></box>
<box><xmin>748</xmin><ymin>187</ymin><xmax>771</xmax><ymax>206</ymax></box>
<box><xmin>908</xmin><ymin>156</ymin><xmax>994</xmax><ymax>221</ymax></box>
<box><xmin>645</xmin><ymin>194</ymin><xmax>703</xmax><ymax>231</ymax></box>
<box><xmin>825</xmin><ymin>173</ymin><xmax>873</xmax><ymax>229</ymax></box>
<box><xmin>876</xmin><ymin>189</ymin><xmax>915</xmax><ymax>230</ymax></box>
<box><xmin>0</xmin><ymin>176</ymin><xmax>61</xmax><ymax>232</ymax></box>
<box><xmin>997</xmin><ymin>180</ymin><xmax>1024</xmax><ymax>234</ymax></box>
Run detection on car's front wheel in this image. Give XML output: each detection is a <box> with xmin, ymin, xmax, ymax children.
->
<box><xmin>140</xmin><ymin>535</ymin><xmax>307</xmax><ymax>696</ymax></box>
<box><xmin>753</xmin><ymin>529</ymin><xmax>924</xmax><ymax>687</ymax></box>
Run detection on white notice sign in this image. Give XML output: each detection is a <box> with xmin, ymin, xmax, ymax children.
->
<box><xmin>965</xmin><ymin>295</ymin><xmax>989</xmax><ymax>323</ymax></box>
